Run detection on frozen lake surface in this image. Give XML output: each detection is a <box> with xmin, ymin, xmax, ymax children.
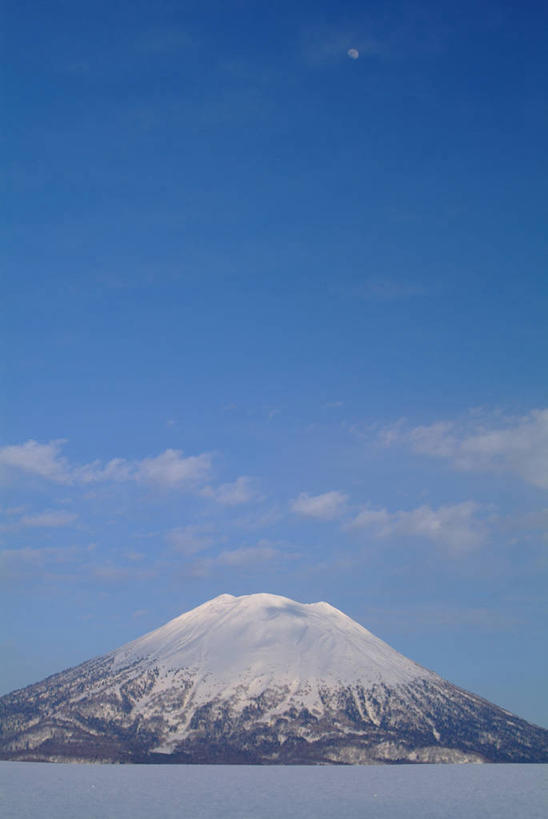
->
<box><xmin>0</xmin><ymin>762</ymin><xmax>546</xmax><ymax>818</ymax></box>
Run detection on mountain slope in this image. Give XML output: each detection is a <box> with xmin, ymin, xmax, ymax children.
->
<box><xmin>1</xmin><ymin>593</ymin><xmax>546</xmax><ymax>764</ymax></box>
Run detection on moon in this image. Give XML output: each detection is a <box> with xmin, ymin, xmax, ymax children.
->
<box><xmin>347</xmin><ymin>48</ymin><xmax>359</xmax><ymax>60</ymax></box>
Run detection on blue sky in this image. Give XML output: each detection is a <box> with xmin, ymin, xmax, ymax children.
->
<box><xmin>2</xmin><ymin>0</ymin><xmax>547</xmax><ymax>726</ymax></box>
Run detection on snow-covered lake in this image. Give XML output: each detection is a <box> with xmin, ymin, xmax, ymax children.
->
<box><xmin>0</xmin><ymin>762</ymin><xmax>546</xmax><ymax>818</ymax></box>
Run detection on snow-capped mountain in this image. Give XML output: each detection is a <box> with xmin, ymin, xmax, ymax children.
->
<box><xmin>1</xmin><ymin>593</ymin><xmax>546</xmax><ymax>764</ymax></box>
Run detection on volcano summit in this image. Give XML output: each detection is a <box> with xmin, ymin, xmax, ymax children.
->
<box><xmin>1</xmin><ymin>593</ymin><xmax>546</xmax><ymax>764</ymax></box>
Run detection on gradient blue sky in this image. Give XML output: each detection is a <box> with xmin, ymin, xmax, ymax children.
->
<box><xmin>2</xmin><ymin>0</ymin><xmax>547</xmax><ymax>726</ymax></box>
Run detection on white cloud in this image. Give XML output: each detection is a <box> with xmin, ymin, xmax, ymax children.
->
<box><xmin>407</xmin><ymin>421</ymin><xmax>458</xmax><ymax>457</ymax></box>
<box><xmin>0</xmin><ymin>440</ymin><xmax>212</xmax><ymax>490</ymax></box>
<box><xmin>0</xmin><ymin>439</ymin><xmax>71</xmax><ymax>483</ymax></box>
<box><xmin>291</xmin><ymin>490</ymin><xmax>348</xmax><ymax>520</ymax></box>
<box><xmin>351</xmin><ymin>508</ymin><xmax>391</xmax><ymax>528</ymax></box>
<box><xmin>135</xmin><ymin>449</ymin><xmax>212</xmax><ymax>487</ymax></box>
<box><xmin>201</xmin><ymin>476</ymin><xmax>259</xmax><ymax>506</ymax></box>
<box><xmin>351</xmin><ymin>501</ymin><xmax>487</xmax><ymax>553</ymax></box>
<box><xmin>19</xmin><ymin>510</ymin><xmax>78</xmax><ymax>528</ymax></box>
<box><xmin>75</xmin><ymin>458</ymin><xmax>134</xmax><ymax>484</ymax></box>
<box><xmin>383</xmin><ymin>409</ymin><xmax>548</xmax><ymax>490</ymax></box>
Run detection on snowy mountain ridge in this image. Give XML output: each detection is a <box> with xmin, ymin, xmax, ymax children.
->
<box><xmin>1</xmin><ymin>593</ymin><xmax>547</xmax><ymax>765</ymax></box>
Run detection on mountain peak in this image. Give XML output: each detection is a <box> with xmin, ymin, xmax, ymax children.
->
<box><xmin>110</xmin><ymin>592</ymin><xmax>431</xmax><ymax>692</ymax></box>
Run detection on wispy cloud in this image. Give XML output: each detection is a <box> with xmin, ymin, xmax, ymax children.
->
<box><xmin>90</xmin><ymin>565</ymin><xmax>157</xmax><ymax>584</ymax></box>
<box><xmin>0</xmin><ymin>545</ymin><xmax>91</xmax><ymax>582</ymax></box>
<box><xmin>0</xmin><ymin>440</ymin><xmax>71</xmax><ymax>483</ymax></box>
<box><xmin>191</xmin><ymin>541</ymin><xmax>282</xmax><ymax>577</ymax></box>
<box><xmin>211</xmin><ymin>544</ymin><xmax>280</xmax><ymax>568</ymax></box>
<box><xmin>382</xmin><ymin>409</ymin><xmax>548</xmax><ymax>490</ymax></box>
<box><xmin>165</xmin><ymin>524</ymin><xmax>219</xmax><ymax>556</ymax></box>
<box><xmin>134</xmin><ymin>450</ymin><xmax>212</xmax><ymax>487</ymax></box>
<box><xmin>201</xmin><ymin>476</ymin><xmax>260</xmax><ymax>506</ymax></box>
<box><xmin>231</xmin><ymin>505</ymin><xmax>283</xmax><ymax>532</ymax></box>
<box><xmin>0</xmin><ymin>546</ymin><xmax>82</xmax><ymax>567</ymax></box>
<box><xmin>350</xmin><ymin>501</ymin><xmax>488</xmax><ymax>553</ymax></box>
<box><xmin>19</xmin><ymin>510</ymin><xmax>78</xmax><ymax>528</ymax></box>
<box><xmin>363</xmin><ymin>605</ymin><xmax>522</xmax><ymax>632</ymax></box>
<box><xmin>0</xmin><ymin>508</ymin><xmax>78</xmax><ymax>533</ymax></box>
<box><xmin>291</xmin><ymin>490</ymin><xmax>348</xmax><ymax>520</ymax></box>
<box><xmin>75</xmin><ymin>458</ymin><xmax>135</xmax><ymax>484</ymax></box>
<box><xmin>190</xmin><ymin>541</ymin><xmax>293</xmax><ymax>577</ymax></box>
<box><xmin>125</xmin><ymin>551</ymin><xmax>145</xmax><ymax>562</ymax></box>
<box><xmin>0</xmin><ymin>440</ymin><xmax>213</xmax><ymax>490</ymax></box>
<box><xmin>0</xmin><ymin>506</ymin><xmax>26</xmax><ymax>516</ymax></box>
